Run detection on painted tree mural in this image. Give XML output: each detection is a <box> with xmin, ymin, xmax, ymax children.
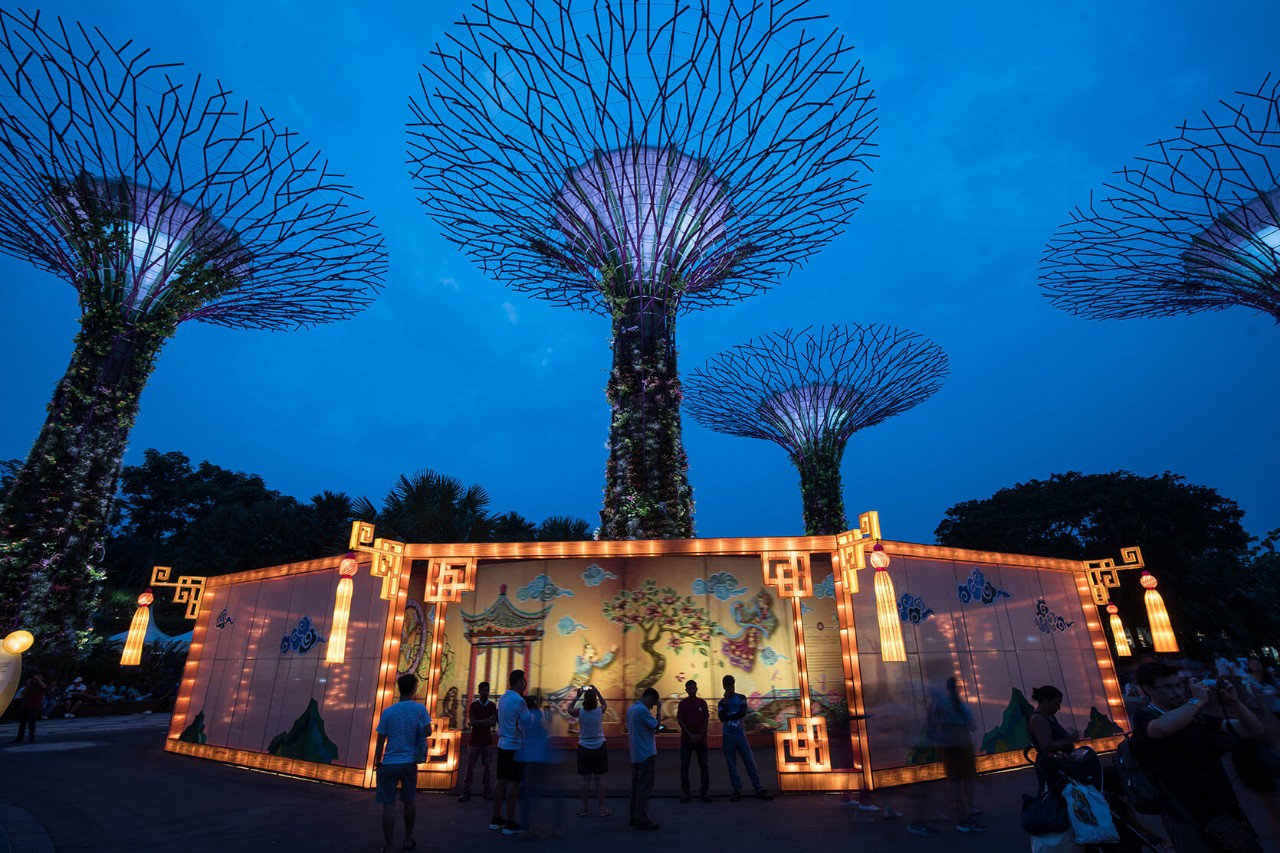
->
<box><xmin>602</xmin><ymin>579</ymin><xmax>716</xmax><ymax>692</ymax></box>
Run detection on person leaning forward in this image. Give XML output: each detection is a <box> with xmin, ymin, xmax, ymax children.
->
<box><xmin>1134</xmin><ymin>661</ymin><xmax>1265</xmax><ymax>853</ymax></box>
<box><xmin>373</xmin><ymin>673</ymin><xmax>432</xmax><ymax>853</ymax></box>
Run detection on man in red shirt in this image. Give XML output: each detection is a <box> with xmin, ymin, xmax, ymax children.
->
<box><xmin>458</xmin><ymin>681</ymin><xmax>496</xmax><ymax>802</ymax></box>
<box><xmin>677</xmin><ymin>679</ymin><xmax>713</xmax><ymax>803</ymax></box>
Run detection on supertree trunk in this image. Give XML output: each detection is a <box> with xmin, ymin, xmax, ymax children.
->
<box><xmin>794</xmin><ymin>441</ymin><xmax>848</xmax><ymax>536</ymax></box>
<box><xmin>0</xmin><ymin>305</ymin><xmax>171</xmax><ymax>647</ymax></box>
<box><xmin>601</xmin><ymin>296</ymin><xmax>693</xmax><ymax>539</ymax></box>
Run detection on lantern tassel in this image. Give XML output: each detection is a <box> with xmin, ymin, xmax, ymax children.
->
<box><xmin>1108</xmin><ymin>608</ymin><xmax>1132</xmax><ymax>657</ymax></box>
<box><xmin>120</xmin><ymin>598</ymin><xmax>151</xmax><ymax>666</ymax></box>
<box><xmin>326</xmin><ymin>576</ymin><xmax>354</xmax><ymax>664</ymax></box>
<box><xmin>874</xmin><ymin>568</ymin><xmax>906</xmax><ymax>662</ymax></box>
<box><xmin>1144</xmin><ymin>587</ymin><xmax>1178</xmax><ymax>653</ymax></box>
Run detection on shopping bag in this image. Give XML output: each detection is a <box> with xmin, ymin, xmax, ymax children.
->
<box><xmin>1029</xmin><ymin>829</ymin><xmax>1076</xmax><ymax>853</ymax></box>
<box><xmin>1063</xmin><ymin>779</ymin><xmax>1119</xmax><ymax>845</ymax></box>
<box><xmin>1021</xmin><ymin>788</ymin><xmax>1069</xmax><ymax>835</ymax></box>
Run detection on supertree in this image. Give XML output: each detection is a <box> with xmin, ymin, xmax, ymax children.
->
<box><xmin>683</xmin><ymin>325</ymin><xmax>947</xmax><ymax>535</ymax></box>
<box><xmin>1040</xmin><ymin>77</ymin><xmax>1280</xmax><ymax>324</ymax></box>
<box><xmin>408</xmin><ymin>0</ymin><xmax>877</xmax><ymax>540</ymax></box>
<box><xmin>0</xmin><ymin>11</ymin><xmax>386</xmax><ymax>650</ymax></box>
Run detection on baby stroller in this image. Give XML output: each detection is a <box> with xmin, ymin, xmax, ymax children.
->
<box><xmin>1024</xmin><ymin>744</ymin><xmax>1164</xmax><ymax>852</ymax></box>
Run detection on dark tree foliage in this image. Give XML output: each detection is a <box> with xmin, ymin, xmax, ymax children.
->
<box><xmin>103</xmin><ymin>451</ymin><xmax>352</xmax><ymax>587</ymax></box>
<box><xmin>934</xmin><ymin>471</ymin><xmax>1274</xmax><ymax>652</ymax></box>
<box><xmin>354</xmin><ymin>469</ymin><xmax>594</xmax><ymax>545</ymax></box>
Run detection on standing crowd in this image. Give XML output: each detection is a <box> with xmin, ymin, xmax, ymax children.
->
<box><xmin>365</xmin><ymin>655</ymin><xmax>1280</xmax><ymax>851</ymax></box>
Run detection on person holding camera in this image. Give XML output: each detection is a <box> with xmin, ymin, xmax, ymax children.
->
<box><xmin>627</xmin><ymin>686</ymin><xmax>662</xmax><ymax>830</ymax></box>
<box><xmin>1135</xmin><ymin>661</ymin><xmax>1264</xmax><ymax>852</ymax></box>
<box><xmin>570</xmin><ymin>685</ymin><xmax>610</xmax><ymax>816</ymax></box>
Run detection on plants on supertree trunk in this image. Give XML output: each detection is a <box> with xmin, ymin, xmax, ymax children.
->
<box><xmin>600</xmin><ymin>294</ymin><xmax>693</xmax><ymax>540</ymax></box>
<box><xmin>795</xmin><ymin>441</ymin><xmax>848</xmax><ymax>536</ymax></box>
<box><xmin>601</xmin><ymin>579</ymin><xmax>716</xmax><ymax>693</ymax></box>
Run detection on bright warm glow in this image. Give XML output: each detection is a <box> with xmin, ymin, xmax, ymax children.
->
<box><xmin>1107</xmin><ymin>606</ymin><xmax>1132</xmax><ymax>657</ymax></box>
<box><xmin>137</xmin><ymin>589</ymin><xmax>154</xmax><ymax>607</ymax></box>
<box><xmin>339</xmin><ymin>554</ymin><xmax>359</xmax><ymax>577</ymax></box>
<box><xmin>1139</xmin><ymin>571</ymin><xmax>1157</xmax><ymax>590</ymax></box>
<box><xmin>2</xmin><ymin>630</ymin><xmax>33</xmax><ymax>655</ymax></box>
<box><xmin>874</xmin><ymin>568</ymin><xmax>906</xmax><ymax>662</ymax></box>
<box><xmin>869</xmin><ymin>544</ymin><xmax>891</xmax><ymax>569</ymax></box>
<box><xmin>326</xmin><ymin>577</ymin><xmax>354</xmax><ymax>665</ymax></box>
<box><xmin>1144</xmin><ymin>587</ymin><xmax>1178</xmax><ymax>653</ymax></box>
<box><xmin>120</xmin><ymin>601</ymin><xmax>151</xmax><ymax>666</ymax></box>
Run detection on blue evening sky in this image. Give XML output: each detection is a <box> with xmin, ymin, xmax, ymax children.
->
<box><xmin>1</xmin><ymin>1</ymin><xmax>1277</xmax><ymax>546</ymax></box>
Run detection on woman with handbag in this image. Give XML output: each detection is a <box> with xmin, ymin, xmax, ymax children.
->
<box><xmin>1029</xmin><ymin>685</ymin><xmax>1080</xmax><ymax>793</ymax></box>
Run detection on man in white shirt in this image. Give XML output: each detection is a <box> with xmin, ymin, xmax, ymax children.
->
<box><xmin>489</xmin><ymin>669</ymin><xmax>528</xmax><ymax>835</ymax></box>
<box><xmin>627</xmin><ymin>686</ymin><xmax>662</xmax><ymax>830</ymax></box>
<box><xmin>373</xmin><ymin>673</ymin><xmax>433</xmax><ymax>853</ymax></box>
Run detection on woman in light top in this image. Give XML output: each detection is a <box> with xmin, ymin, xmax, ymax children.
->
<box><xmin>570</xmin><ymin>685</ymin><xmax>610</xmax><ymax>816</ymax></box>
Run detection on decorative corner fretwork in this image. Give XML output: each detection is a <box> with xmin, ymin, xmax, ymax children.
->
<box><xmin>834</xmin><ymin>510</ymin><xmax>882</xmax><ymax>593</ymax></box>
<box><xmin>761</xmin><ymin>552</ymin><xmax>812</xmax><ymax>598</ymax></box>
<box><xmin>424</xmin><ymin>557</ymin><xmax>478</xmax><ymax>603</ymax></box>
<box><xmin>1082</xmin><ymin>546</ymin><xmax>1144</xmax><ymax>606</ymax></box>
<box><xmin>774</xmin><ymin>716</ymin><xmax>832</xmax><ymax>773</ymax></box>
<box><xmin>149</xmin><ymin>566</ymin><xmax>206</xmax><ymax>620</ymax></box>
<box><xmin>348</xmin><ymin>521</ymin><xmax>406</xmax><ymax>601</ymax></box>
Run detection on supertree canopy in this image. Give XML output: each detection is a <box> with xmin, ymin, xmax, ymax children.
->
<box><xmin>683</xmin><ymin>325</ymin><xmax>947</xmax><ymax>535</ymax></box>
<box><xmin>409</xmin><ymin>0</ymin><xmax>877</xmax><ymax>540</ymax></box>
<box><xmin>1041</xmin><ymin>77</ymin><xmax>1280</xmax><ymax>324</ymax></box>
<box><xmin>0</xmin><ymin>10</ymin><xmax>386</xmax><ymax>650</ymax></box>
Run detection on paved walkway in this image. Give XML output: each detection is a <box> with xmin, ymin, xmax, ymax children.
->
<box><xmin>0</xmin><ymin>715</ymin><xmax>1275</xmax><ymax>852</ymax></box>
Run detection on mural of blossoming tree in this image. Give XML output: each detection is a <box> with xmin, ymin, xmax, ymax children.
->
<box><xmin>602</xmin><ymin>579</ymin><xmax>718</xmax><ymax>693</ymax></box>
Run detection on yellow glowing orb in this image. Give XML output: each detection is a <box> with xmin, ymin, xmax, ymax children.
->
<box><xmin>1139</xmin><ymin>572</ymin><xmax>1157</xmax><ymax>590</ymax></box>
<box><xmin>2</xmin><ymin>630</ymin><xmax>34</xmax><ymax>655</ymax></box>
<box><xmin>1106</xmin><ymin>604</ymin><xmax>1118</xmax><ymax>614</ymax></box>
<box><xmin>137</xmin><ymin>590</ymin><xmax>155</xmax><ymax>607</ymax></box>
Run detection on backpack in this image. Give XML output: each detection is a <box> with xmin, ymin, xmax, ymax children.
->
<box><xmin>1113</xmin><ymin>733</ymin><xmax>1162</xmax><ymax>815</ymax></box>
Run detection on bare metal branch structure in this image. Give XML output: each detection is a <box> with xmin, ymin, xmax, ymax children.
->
<box><xmin>409</xmin><ymin>0</ymin><xmax>877</xmax><ymax>540</ymax></box>
<box><xmin>1041</xmin><ymin>77</ymin><xmax>1280</xmax><ymax>324</ymax></box>
<box><xmin>0</xmin><ymin>10</ymin><xmax>386</xmax><ymax>650</ymax></box>
<box><xmin>684</xmin><ymin>325</ymin><xmax>947</xmax><ymax>535</ymax></box>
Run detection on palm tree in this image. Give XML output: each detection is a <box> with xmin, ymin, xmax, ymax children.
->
<box><xmin>358</xmin><ymin>470</ymin><xmax>494</xmax><ymax>543</ymax></box>
<box><xmin>536</xmin><ymin>515</ymin><xmax>593</xmax><ymax>542</ymax></box>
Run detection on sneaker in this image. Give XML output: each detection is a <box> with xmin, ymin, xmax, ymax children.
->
<box><xmin>884</xmin><ymin>807</ymin><xmax>904</xmax><ymax>819</ymax></box>
<box><xmin>906</xmin><ymin>822</ymin><xmax>939</xmax><ymax>837</ymax></box>
<box><xmin>857</xmin><ymin>803</ymin><xmax>881</xmax><ymax>812</ymax></box>
<box><xmin>634</xmin><ymin>819</ymin><xmax>660</xmax><ymax>831</ymax></box>
<box><xmin>680</xmin><ymin>793</ymin><xmax>691</xmax><ymax>804</ymax></box>
<box><xmin>968</xmin><ymin>808</ymin><xmax>983</xmax><ymax>816</ymax></box>
<box><xmin>502</xmin><ymin>821</ymin><xmax>523</xmax><ymax>836</ymax></box>
<box><xmin>458</xmin><ymin>791</ymin><xmax>471</xmax><ymax>802</ymax></box>
<box><xmin>729</xmin><ymin>790</ymin><xmax>742</xmax><ymax>802</ymax></box>
<box><xmin>488</xmin><ymin>818</ymin><xmax>505</xmax><ymax>831</ymax></box>
<box><xmin>700</xmin><ymin>793</ymin><xmax>713</xmax><ymax>804</ymax></box>
<box><xmin>956</xmin><ymin>820</ymin><xmax>987</xmax><ymax>833</ymax></box>
<box><xmin>755</xmin><ymin>790</ymin><xmax>774</xmax><ymax>801</ymax></box>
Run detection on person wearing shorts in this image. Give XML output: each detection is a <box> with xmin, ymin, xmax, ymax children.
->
<box><xmin>570</xmin><ymin>685</ymin><xmax>610</xmax><ymax>815</ymax></box>
<box><xmin>490</xmin><ymin>669</ymin><xmax>528</xmax><ymax>835</ymax></box>
<box><xmin>374</xmin><ymin>673</ymin><xmax>432</xmax><ymax>853</ymax></box>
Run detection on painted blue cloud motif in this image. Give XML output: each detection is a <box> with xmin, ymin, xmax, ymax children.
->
<box><xmin>814</xmin><ymin>572</ymin><xmax>836</xmax><ymax>599</ymax></box>
<box><xmin>760</xmin><ymin>646</ymin><xmax>790</xmax><ymax>666</ymax></box>
<box><xmin>581</xmin><ymin>564</ymin><xmax>618</xmax><ymax>587</ymax></box>
<box><xmin>1033</xmin><ymin>597</ymin><xmax>1075</xmax><ymax>634</ymax></box>
<box><xmin>280</xmin><ymin>615</ymin><xmax>325</xmax><ymax>655</ymax></box>
<box><xmin>897</xmin><ymin>593</ymin><xmax>935</xmax><ymax>625</ymax></box>
<box><xmin>691</xmin><ymin>571</ymin><xmax>748</xmax><ymax>601</ymax></box>
<box><xmin>957</xmin><ymin>567</ymin><xmax>1011</xmax><ymax>606</ymax></box>
<box><xmin>517</xmin><ymin>573</ymin><xmax>574</xmax><ymax>602</ymax></box>
<box><xmin>557</xmin><ymin>616</ymin><xmax>588</xmax><ymax>636</ymax></box>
